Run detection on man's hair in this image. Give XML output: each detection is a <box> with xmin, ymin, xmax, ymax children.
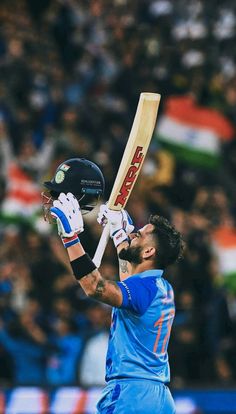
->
<box><xmin>149</xmin><ymin>215</ymin><xmax>184</xmax><ymax>269</ymax></box>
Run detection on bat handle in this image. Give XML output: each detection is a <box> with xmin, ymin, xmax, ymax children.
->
<box><xmin>92</xmin><ymin>224</ymin><xmax>110</xmax><ymax>268</ymax></box>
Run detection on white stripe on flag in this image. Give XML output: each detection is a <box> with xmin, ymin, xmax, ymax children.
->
<box><xmin>214</xmin><ymin>246</ymin><xmax>236</xmax><ymax>275</ymax></box>
<box><xmin>157</xmin><ymin>116</ymin><xmax>220</xmax><ymax>154</ymax></box>
<box><xmin>2</xmin><ymin>199</ymin><xmax>41</xmax><ymax>216</ymax></box>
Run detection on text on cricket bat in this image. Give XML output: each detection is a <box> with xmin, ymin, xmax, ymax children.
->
<box><xmin>114</xmin><ymin>146</ymin><xmax>144</xmax><ymax>207</ymax></box>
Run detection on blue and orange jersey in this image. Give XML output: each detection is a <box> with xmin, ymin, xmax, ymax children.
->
<box><xmin>105</xmin><ymin>269</ymin><xmax>175</xmax><ymax>383</ymax></box>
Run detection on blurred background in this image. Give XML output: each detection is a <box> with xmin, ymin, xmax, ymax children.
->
<box><xmin>0</xmin><ymin>0</ymin><xmax>236</xmax><ymax>413</ymax></box>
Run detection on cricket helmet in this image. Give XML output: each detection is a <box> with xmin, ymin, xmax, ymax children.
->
<box><xmin>43</xmin><ymin>158</ymin><xmax>105</xmax><ymax>214</ymax></box>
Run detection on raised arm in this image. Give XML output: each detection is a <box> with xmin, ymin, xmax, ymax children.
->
<box><xmin>67</xmin><ymin>242</ymin><xmax>122</xmax><ymax>307</ymax></box>
<box><xmin>50</xmin><ymin>193</ymin><xmax>123</xmax><ymax>307</ymax></box>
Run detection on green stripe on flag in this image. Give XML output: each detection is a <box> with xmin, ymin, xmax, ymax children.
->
<box><xmin>223</xmin><ymin>273</ymin><xmax>236</xmax><ymax>294</ymax></box>
<box><xmin>0</xmin><ymin>212</ymin><xmax>37</xmax><ymax>229</ymax></box>
<box><xmin>156</xmin><ymin>134</ymin><xmax>221</xmax><ymax>168</ymax></box>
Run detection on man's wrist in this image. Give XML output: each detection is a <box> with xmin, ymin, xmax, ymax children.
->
<box><xmin>62</xmin><ymin>234</ymin><xmax>80</xmax><ymax>248</ymax></box>
<box><xmin>70</xmin><ymin>253</ymin><xmax>97</xmax><ymax>280</ymax></box>
<box><xmin>112</xmin><ymin>229</ymin><xmax>128</xmax><ymax>248</ymax></box>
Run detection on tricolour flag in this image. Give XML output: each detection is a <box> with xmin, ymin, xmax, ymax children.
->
<box><xmin>156</xmin><ymin>96</ymin><xmax>234</xmax><ymax>167</ymax></box>
<box><xmin>213</xmin><ymin>227</ymin><xmax>236</xmax><ymax>292</ymax></box>
<box><xmin>1</xmin><ymin>162</ymin><xmax>42</xmax><ymax>220</ymax></box>
<box><xmin>213</xmin><ymin>227</ymin><xmax>236</xmax><ymax>276</ymax></box>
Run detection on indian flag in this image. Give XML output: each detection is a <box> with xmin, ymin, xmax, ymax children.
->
<box><xmin>1</xmin><ymin>162</ymin><xmax>42</xmax><ymax>221</ymax></box>
<box><xmin>156</xmin><ymin>96</ymin><xmax>234</xmax><ymax>168</ymax></box>
<box><xmin>213</xmin><ymin>227</ymin><xmax>236</xmax><ymax>292</ymax></box>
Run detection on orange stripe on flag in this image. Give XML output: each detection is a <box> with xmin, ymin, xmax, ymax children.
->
<box><xmin>165</xmin><ymin>96</ymin><xmax>234</xmax><ymax>140</ymax></box>
<box><xmin>9</xmin><ymin>163</ymin><xmax>34</xmax><ymax>183</ymax></box>
<box><xmin>213</xmin><ymin>227</ymin><xmax>236</xmax><ymax>247</ymax></box>
<box><xmin>7</xmin><ymin>190</ymin><xmax>41</xmax><ymax>203</ymax></box>
<box><xmin>72</xmin><ymin>390</ymin><xmax>88</xmax><ymax>414</ymax></box>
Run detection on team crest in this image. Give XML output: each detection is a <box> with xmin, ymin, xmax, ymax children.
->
<box><xmin>55</xmin><ymin>170</ymin><xmax>65</xmax><ymax>183</ymax></box>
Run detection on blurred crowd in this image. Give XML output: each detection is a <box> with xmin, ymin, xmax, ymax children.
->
<box><xmin>0</xmin><ymin>0</ymin><xmax>236</xmax><ymax>388</ymax></box>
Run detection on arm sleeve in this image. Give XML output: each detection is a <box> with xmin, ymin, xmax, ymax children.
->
<box><xmin>117</xmin><ymin>276</ymin><xmax>158</xmax><ymax>315</ymax></box>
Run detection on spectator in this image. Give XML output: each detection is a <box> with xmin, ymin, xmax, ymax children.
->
<box><xmin>46</xmin><ymin>316</ymin><xmax>84</xmax><ymax>386</ymax></box>
<box><xmin>0</xmin><ymin>310</ymin><xmax>48</xmax><ymax>385</ymax></box>
<box><xmin>79</xmin><ymin>302</ymin><xmax>111</xmax><ymax>387</ymax></box>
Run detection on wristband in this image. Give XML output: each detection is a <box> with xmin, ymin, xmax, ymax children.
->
<box><xmin>112</xmin><ymin>229</ymin><xmax>128</xmax><ymax>248</ymax></box>
<box><xmin>62</xmin><ymin>234</ymin><xmax>80</xmax><ymax>248</ymax></box>
<box><xmin>70</xmin><ymin>253</ymin><xmax>97</xmax><ymax>280</ymax></box>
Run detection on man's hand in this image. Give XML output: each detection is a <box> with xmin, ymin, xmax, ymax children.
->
<box><xmin>50</xmin><ymin>192</ymin><xmax>84</xmax><ymax>248</ymax></box>
<box><xmin>97</xmin><ymin>204</ymin><xmax>135</xmax><ymax>233</ymax></box>
<box><xmin>97</xmin><ymin>204</ymin><xmax>135</xmax><ymax>247</ymax></box>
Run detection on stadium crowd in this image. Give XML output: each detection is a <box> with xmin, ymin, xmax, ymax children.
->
<box><xmin>0</xmin><ymin>0</ymin><xmax>236</xmax><ymax>388</ymax></box>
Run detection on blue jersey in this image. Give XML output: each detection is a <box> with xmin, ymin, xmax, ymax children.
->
<box><xmin>105</xmin><ymin>269</ymin><xmax>175</xmax><ymax>383</ymax></box>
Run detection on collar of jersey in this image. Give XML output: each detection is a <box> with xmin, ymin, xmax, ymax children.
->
<box><xmin>139</xmin><ymin>269</ymin><xmax>163</xmax><ymax>278</ymax></box>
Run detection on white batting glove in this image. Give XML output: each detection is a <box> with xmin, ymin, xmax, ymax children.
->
<box><xmin>50</xmin><ymin>192</ymin><xmax>84</xmax><ymax>248</ymax></box>
<box><xmin>97</xmin><ymin>204</ymin><xmax>135</xmax><ymax>248</ymax></box>
<box><xmin>98</xmin><ymin>204</ymin><xmax>135</xmax><ymax>233</ymax></box>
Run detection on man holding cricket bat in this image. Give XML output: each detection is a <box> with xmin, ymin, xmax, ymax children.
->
<box><xmin>47</xmin><ymin>189</ymin><xmax>183</xmax><ymax>413</ymax></box>
<box><xmin>43</xmin><ymin>93</ymin><xmax>183</xmax><ymax>412</ymax></box>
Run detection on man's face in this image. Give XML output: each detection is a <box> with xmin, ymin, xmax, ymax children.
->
<box><xmin>118</xmin><ymin>224</ymin><xmax>155</xmax><ymax>264</ymax></box>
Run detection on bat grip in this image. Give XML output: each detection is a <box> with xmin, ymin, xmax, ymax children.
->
<box><xmin>92</xmin><ymin>224</ymin><xmax>110</xmax><ymax>268</ymax></box>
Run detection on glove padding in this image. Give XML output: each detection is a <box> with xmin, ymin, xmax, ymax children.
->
<box><xmin>50</xmin><ymin>192</ymin><xmax>84</xmax><ymax>238</ymax></box>
<box><xmin>97</xmin><ymin>204</ymin><xmax>135</xmax><ymax>247</ymax></box>
<box><xmin>97</xmin><ymin>204</ymin><xmax>135</xmax><ymax>234</ymax></box>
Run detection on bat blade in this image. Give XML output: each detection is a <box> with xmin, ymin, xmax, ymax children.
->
<box><xmin>108</xmin><ymin>92</ymin><xmax>161</xmax><ymax>210</ymax></box>
<box><xmin>93</xmin><ymin>92</ymin><xmax>161</xmax><ymax>267</ymax></box>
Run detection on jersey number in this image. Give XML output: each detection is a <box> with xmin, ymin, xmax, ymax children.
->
<box><xmin>153</xmin><ymin>309</ymin><xmax>175</xmax><ymax>355</ymax></box>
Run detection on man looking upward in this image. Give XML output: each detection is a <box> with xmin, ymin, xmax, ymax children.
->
<box><xmin>49</xmin><ymin>192</ymin><xmax>184</xmax><ymax>413</ymax></box>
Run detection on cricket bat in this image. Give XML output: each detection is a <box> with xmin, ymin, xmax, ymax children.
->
<box><xmin>93</xmin><ymin>92</ymin><xmax>161</xmax><ymax>268</ymax></box>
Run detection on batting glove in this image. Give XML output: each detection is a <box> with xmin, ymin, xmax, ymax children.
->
<box><xmin>50</xmin><ymin>192</ymin><xmax>84</xmax><ymax>248</ymax></box>
<box><xmin>97</xmin><ymin>204</ymin><xmax>135</xmax><ymax>248</ymax></box>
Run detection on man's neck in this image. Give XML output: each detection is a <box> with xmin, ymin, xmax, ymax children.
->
<box><xmin>131</xmin><ymin>261</ymin><xmax>155</xmax><ymax>275</ymax></box>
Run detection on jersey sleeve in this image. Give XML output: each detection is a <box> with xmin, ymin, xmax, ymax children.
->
<box><xmin>117</xmin><ymin>276</ymin><xmax>158</xmax><ymax>315</ymax></box>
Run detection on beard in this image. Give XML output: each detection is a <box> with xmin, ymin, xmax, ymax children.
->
<box><xmin>118</xmin><ymin>245</ymin><xmax>142</xmax><ymax>264</ymax></box>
